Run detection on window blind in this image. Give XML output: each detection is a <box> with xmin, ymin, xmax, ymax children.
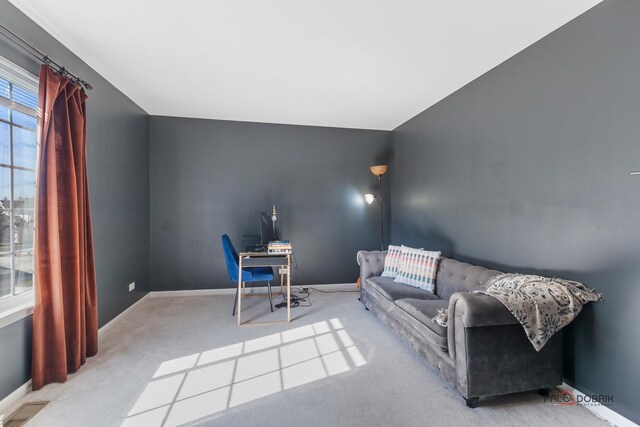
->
<box><xmin>0</xmin><ymin>56</ymin><xmax>38</xmax><ymax>115</ymax></box>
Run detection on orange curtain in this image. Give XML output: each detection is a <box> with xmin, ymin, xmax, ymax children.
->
<box><xmin>32</xmin><ymin>65</ymin><xmax>98</xmax><ymax>390</ymax></box>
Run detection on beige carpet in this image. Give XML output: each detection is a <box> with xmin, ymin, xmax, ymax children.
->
<box><xmin>11</xmin><ymin>290</ymin><xmax>607</xmax><ymax>427</ymax></box>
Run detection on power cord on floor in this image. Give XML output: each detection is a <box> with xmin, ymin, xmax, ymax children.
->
<box><xmin>275</xmin><ymin>286</ymin><xmax>312</xmax><ymax>308</ymax></box>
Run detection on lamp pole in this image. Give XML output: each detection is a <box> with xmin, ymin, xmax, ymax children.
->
<box><xmin>377</xmin><ymin>174</ymin><xmax>384</xmax><ymax>251</ymax></box>
<box><xmin>369</xmin><ymin>165</ymin><xmax>388</xmax><ymax>251</ymax></box>
<box><xmin>271</xmin><ymin>205</ymin><xmax>278</xmax><ymax>241</ymax></box>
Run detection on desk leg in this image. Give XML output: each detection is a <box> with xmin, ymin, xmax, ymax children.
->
<box><xmin>237</xmin><ymin>257</ymin><xmax>243</xmax><ymax>326</ymax></box>
<box><xmin>287</xmin><ymin>254</ymin><xmax>291</xmax><ymax>323</ymax></box>
<box><xmin>280</xmin><ymin>270</ymin><xmax>284</xmax><ymax>296</ymax></box>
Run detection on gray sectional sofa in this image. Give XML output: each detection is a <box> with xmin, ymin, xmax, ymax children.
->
<box><xmin>357</xmin><ymin>250</ymin><xmax>563</xmax><ymax>408</ymax></box>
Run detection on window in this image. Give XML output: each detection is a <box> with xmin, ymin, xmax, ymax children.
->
<box><xmin>0</xmin><ymin>56</ymin><xmax>38</xmax><ymax>306</ymax></box>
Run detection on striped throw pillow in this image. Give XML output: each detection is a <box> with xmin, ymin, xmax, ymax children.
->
<box><xmin>381</xmin><ymin>245</ymin><xmax>403</xmax><ymax>278</ymax></box>
<box><xmin>395</xmin><ymin>246</ymin><xmax>441</xmax><ymax>293</ymax></box>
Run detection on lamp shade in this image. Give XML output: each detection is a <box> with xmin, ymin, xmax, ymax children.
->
<box><xmin>364</xmin><ymin>193</ymin><xmax>376</xmax><ymax>204</ymax></box>
<box><xmin>370</xmin><ymin>165</ymin><xmax>388</xmax><ymax>176</ymax></box>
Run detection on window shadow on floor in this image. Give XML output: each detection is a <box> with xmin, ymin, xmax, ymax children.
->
<box><xmin>122</xmin><ymin>318</ymin><xmax>366</xmax><ymax>427</ymax></box>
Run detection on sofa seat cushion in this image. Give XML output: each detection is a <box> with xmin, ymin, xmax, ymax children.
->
<box><xmin>395</xmin><ymin>299</ymin><xmax>449</xmax><ymax>350</ymax></box>
<box><xmin>365</xmin><ymin>276</ymin><xmax>441</xmax><ymax>302</ymax></box>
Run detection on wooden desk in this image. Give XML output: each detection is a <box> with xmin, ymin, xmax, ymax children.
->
<box><xmin>237</xmin><ymin>252</ymin><xmax>291</xmax><ymax>326</ymax></box>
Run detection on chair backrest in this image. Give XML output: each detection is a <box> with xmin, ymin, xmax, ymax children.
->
<box><xmin>221</xmin><ymin>234</ymin><xmax>239</xmax><ymax>281</ymax></box>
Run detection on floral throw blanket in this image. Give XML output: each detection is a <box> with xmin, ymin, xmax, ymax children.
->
<box><xmin>474</xmin><ymin>273</ymin><xmax>602</xmax><ymax>351</ymax></box>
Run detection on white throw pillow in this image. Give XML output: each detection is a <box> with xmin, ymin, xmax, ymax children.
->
<box><xmin>394</xmin><ymin>246</ymin><xmax>441</xmax><ymax>293</ymax></box>
<box><xmin>381</xmin><ymin>245</ymin><xmax>403</xmax><ymax>278</ymax></box>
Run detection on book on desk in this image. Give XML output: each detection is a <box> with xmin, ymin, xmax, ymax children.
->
<box><xmin>268</xmin><ymin>240</ymin><xmax>292</xmax><ymax>254</ymax></box>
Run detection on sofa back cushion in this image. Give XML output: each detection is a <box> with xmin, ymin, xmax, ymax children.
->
<box><xmin>435</xmin><ymin>257</ymin><xmax>502</xmax><ymax>300</ymax></box>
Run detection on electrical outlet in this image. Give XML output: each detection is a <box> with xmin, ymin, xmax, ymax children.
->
<box><xmin>129</xmin><ymin>282</ymin><xmax>135</xmax><ymax>292</ymax></box>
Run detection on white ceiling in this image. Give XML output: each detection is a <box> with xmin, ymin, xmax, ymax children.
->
<box><xmin>10</xmin><ymin>0</ymin><xmax>601</xmax><ymax>130</ymax></box>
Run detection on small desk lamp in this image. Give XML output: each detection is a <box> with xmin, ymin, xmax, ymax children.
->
<box><xmin>366</xmin><ymin>165</ymin><xmax>388</xmax><ymax>250</ymax></box>
<box><xmin>271</xmin><ymin>205</ymin><xmax>278</xmax><ymax>240</ymax></box>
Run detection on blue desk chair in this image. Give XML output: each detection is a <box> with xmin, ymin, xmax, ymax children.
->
<box><xmin>221</xmin><ymin>234</ymin><xmax>274</xmax><ymax>316</ymax></box>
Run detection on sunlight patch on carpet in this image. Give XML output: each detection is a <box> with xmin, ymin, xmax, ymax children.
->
<box><xmin>123</xmin><ymin>318</ymin><xmax>365</xmax><ymax>427</ymax></box>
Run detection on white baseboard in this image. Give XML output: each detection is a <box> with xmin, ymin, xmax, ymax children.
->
<box><xmin>98</xmin><ymin>293</ymin><xmax>150</xmax><ymax>338</ymax></box>
<box><xmin>0</xmin><ymin>380</ymin><xmax>31</xmax><ymax>421</ymax></box>
<box><xmin>558</xmin><ymin>383</ymin><xmax>638</xmax><ymax>427</ymax></box>
<box><xmin>148</xmin><ymin>283</ymin><xmax>357</xmax><ymax>298</ymax></box>
<box><xmin>307</xmin><ymin>283</ymin><xmax>358</xmax><ymax>292</ymax></box>
<box><xmin>149</xmin><ymin>288</ymin><xmax>237</xmax><ymax>297</ymax></box>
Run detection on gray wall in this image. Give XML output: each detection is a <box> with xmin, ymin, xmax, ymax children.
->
<box><xmin>391</xmin><ymin>0</ymin><xmax>640</xmax><ymax>422</ymax></box>
<box><xmin>150</xmin><ymin>116</ymin><xmax>391</xmax><ymax>290</ymax></box>
<box><xmin>0</xmin><ymin>316</ymin><xmax>31</xmax><ymax>400</ymax></box>
<box><xmin>0</xmin><ymin>0</ymin><xmax>150</xmax><ymax>401</ymax></box>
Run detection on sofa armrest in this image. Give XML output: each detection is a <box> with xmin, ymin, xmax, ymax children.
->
<box><xmin>447</xmin><ymin>292</ymin><xmax>562</xmax><ymax>399</ymax></box>
<box><xmin>356</xmin><ymin>250</ymin><xmax>387</xmax><ymax>282</ymax></box>
<box><xmin>447</xmin><ymin>292</ymin><xmax>518</xmax><ymax>361</ymax></box>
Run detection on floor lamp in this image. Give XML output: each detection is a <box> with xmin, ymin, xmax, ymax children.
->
<box><xmin>365</xmin><ymin>165</ymin><xmax>388</xmax><ymax>250</ymax></box>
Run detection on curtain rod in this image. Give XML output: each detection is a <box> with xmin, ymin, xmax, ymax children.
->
<box><xmin>0</xmin><ymin>23</ymin><xmax>92</xmax><ymax>90</ymax></box>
